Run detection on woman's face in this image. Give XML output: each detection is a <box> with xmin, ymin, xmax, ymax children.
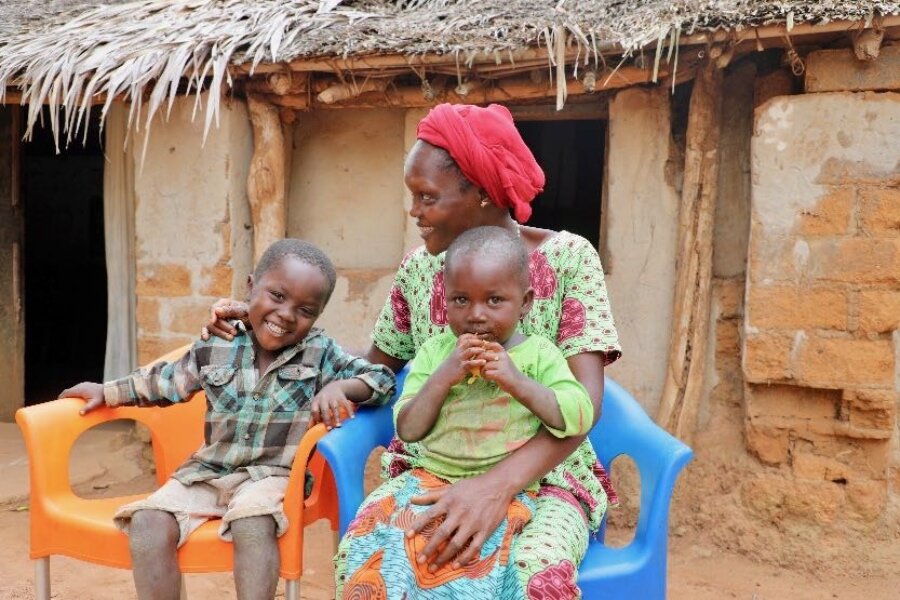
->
<box><xmin>404</xmin><ymin>141</ymin><xmax>488</xmax><ymax>255</ymax></box>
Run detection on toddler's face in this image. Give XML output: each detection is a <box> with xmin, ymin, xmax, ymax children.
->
<box><xmin>247</xmin><ymin>256</ymin><xmax>330</xmax><ymax>352</ymax></box>
<box><xmin>444</xmin><ymin>254</ymin><xmax>533</xmax><ymax>346</ymax></box>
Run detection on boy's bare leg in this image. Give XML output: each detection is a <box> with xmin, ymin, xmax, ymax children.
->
<box><xmin>232</xmin><ymin>515</ymin><xmax>280</xmax><ymax>600</ymax></box>
<box><xmin>129</xmin><ymin>509</ymin><xmax>182</xmax><ymax>600</ymax></box>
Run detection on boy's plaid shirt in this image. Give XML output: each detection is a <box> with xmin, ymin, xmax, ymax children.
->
<box><xmin>104</xmin><ymin>324</ymin><xmax>395</xmax><ymax>484</ymax></box>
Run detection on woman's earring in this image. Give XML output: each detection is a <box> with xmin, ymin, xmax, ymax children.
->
<box><xmin>480</xmin><ymin>199</ymin><xmax>489</xmax><ymax>208</ymax></box>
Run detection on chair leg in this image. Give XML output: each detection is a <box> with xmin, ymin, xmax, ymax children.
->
<box><xmin>34</xmin><ymin>558</ymin><xmax>50</xmax><ymax>600</ymax></box>
<box><xmin>285</xmin><ymin>579</ymin><xmax>300</xmax><ymax>600</ymax></box>
<box><xmin>180</xmin><ymin>574</ymin><xmax>187</xmax><ymax>600</ymax></box>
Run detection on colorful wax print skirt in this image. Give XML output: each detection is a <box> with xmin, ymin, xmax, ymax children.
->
<box><xmin>335</xmin><ymin>468</ymin><xmax>540</xmax><ymax>599</ymax></box>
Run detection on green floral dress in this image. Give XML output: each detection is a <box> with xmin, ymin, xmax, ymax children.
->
<box><xmin>337</xmin><ymin>231</ymin><xmax>621</xmax><ymax>599</ymax></box>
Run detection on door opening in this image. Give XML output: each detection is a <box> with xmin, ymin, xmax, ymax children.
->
<box><xmin>23</xmin><ymin>109</ymin><xmax>107</xmax><ymax>405</ymax></box>
<box><xmin>515</xmin><ymin>119</ymin><xmax>605</xmax><ymax>249</ymax></box>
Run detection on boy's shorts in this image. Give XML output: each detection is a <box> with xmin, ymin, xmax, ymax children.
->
<box><xmin>113</xmin><ymin>473</ymin><xmax>289</xmax><ymax>548</ymax></box>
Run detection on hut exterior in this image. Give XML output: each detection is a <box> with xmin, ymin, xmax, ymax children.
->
<box><xmin>1</xmin><ymin>0</ymin><xmax>899</xmax><ymax>575</ymax></box>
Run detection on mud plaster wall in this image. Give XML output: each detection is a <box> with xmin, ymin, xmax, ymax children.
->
<box><xmin>288</xmin><ymin>109</ymin><xmax>406</xmax><ymax>350</ymax></box>
<box><xmin>603</xmin><ymin>87</ymin><xmax>680</xmax><ymax>413</ymax></box>
<box><xmin>133</xmin><ymin>96</ymin><xmax>253</xmax><ymax>364</ymax></box>
<box><xmin>745</xmin><ymin>91</ymin><xmax>900</xmax><ymax>526</ymax></box>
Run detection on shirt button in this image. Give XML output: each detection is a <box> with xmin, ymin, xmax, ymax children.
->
<box><xmin>244</xmin><ymin>433</ymin><xmax>251</xmax><ymax>440</ymax></box>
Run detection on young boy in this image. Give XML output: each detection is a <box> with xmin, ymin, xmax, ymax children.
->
<box><xmin>336</xmin><ymin>226</ymin><xmax>593</xmax><ymax>597</ymax></box>
<box><xmin>60</xmin><ymin>239</ymin><xmax>395</xmax><ymax>600</ymax></box>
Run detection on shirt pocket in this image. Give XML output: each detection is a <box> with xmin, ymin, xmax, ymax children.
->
<box><xmin>274</xmin><ymin>364</ymin><xmax>318</xmax><ymax>412</ymax></box>
<box><xmin>200</xmin><ymin>365</ymin><xmax>238</xmax><ymax>412</ymax></box>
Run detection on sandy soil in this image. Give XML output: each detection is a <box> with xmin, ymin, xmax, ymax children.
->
<box><xmin>1</xmin><ymin>441</ymin><xmax>898</xmax><ymax>599</ymax></box>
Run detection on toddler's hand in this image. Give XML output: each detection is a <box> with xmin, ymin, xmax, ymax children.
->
<box><xmin>480</xmin><ymin>342</ymin><xmax>523</xmax><ymax>391</ymax></box>
<box><xmin>439</xmin><ymin>334</ymin><xmax>486</xmax><ymax>386</ymax></box>
<box><xmin>59</xmin><ymin>382</ymin><xmax>105</xmax><ymax>415</ymax></box>
<box><xmin>309</xmin><ymin>382</ymin><xmax>356</xmax><ymax>430</ymax></box>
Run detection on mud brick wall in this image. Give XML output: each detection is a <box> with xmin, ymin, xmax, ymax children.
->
<box><xmin>744</xmin><ymin>92</ymin><xmax>899</xmax><ymax>525</ymax></box>
<box><xmin>133</xmin><ymin>98</ymin><xmax>253</xmax><ymax>365</ymax></box>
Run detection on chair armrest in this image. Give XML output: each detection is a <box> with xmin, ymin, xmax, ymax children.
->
<box><xmin>316</xmin><ymin>402</ymin><xmax>395</xmax><ymax>537</ymax></box>
<box><xmin>282</xmin><ymin>423</ymin><xmax>330</xmax><ymax>525</ymax></box>
<box><xmin>15</xmin><ymin>398</ymin><xmax>161</xmax><ymax>499</ymax></box>
<box><xmin>16</xmin><ymin>392</ymin><xmax>208</xmax><ymax>499</ymax></box>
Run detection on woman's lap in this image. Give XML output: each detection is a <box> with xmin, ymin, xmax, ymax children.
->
<box><xmin>335</xmin><ymin>473</ymin><xmax>591</xmax><ymax>599</ymax></box>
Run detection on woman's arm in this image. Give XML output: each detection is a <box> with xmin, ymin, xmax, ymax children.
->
<box><xmin>363</xmin><ymin>343</ymin><xmax>409</xmax><ymax>374</ymax></box>
<box><xmin>408</xmin><ymin>350</ymin><xmax>605</xmax><ymax>568</ymax></box>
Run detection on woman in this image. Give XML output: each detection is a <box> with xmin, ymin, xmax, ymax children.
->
<box><xmin>206</xmin><ymin>103</ymin><xmax>621</xmax><ymax>598</ymax></box>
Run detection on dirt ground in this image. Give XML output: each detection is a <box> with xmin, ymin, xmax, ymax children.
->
<box><xmin>1</xmin><ymin>435</ymin><xmax>898</xmax><ymax>600</ymax></box>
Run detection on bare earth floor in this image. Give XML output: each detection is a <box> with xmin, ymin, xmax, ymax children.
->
<box><xmin>2</xmin><ymin>476</ymin><xmax>898</xmax><ymax>599</ymax></box>
<box><xmin>1</xmin><ymin>428</ymin><xmax>897</xmax><ymax>600</ymax></box>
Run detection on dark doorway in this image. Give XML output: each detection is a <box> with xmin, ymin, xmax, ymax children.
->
<box><xmin>515</xmin><ymin>119</ymin><xmax>605</xmax><ymax>248</ymax></box>
<box><xmin>23</xmin><ymin>109</ymin><xmax>107</xmax><ymax>405</ymax></box>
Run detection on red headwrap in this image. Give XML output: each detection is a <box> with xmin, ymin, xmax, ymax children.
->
<box><xmin>416</xmin><ymin>103</ymin><xmax>545</xmax><ymax>223</ymax></box>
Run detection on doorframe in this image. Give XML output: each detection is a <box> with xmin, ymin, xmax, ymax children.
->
<box><xmin>102</xmin><ymin>104</ymin><xmax>137</xmax><ymax>379</ymax></box>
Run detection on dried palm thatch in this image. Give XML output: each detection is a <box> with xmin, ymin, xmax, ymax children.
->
<box><xmin>1</xmin><ymin>0</ymin><xmax>898</xmax><ymax>149</ymax></box>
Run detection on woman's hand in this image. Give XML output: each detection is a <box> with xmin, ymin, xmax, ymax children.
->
<box><xmin>200</xmin><ymin>299</ymin><xmax>249</xmax><ymax>341</ymax></box>
<box><xmin>406</xmin><ymin>473</ymin><xmax>513</xmax><ymax>569</ymax></box>
<box><xmin>59</xmin><ymin>382</ymin><xmax>105</xmax><ymax>415</ymax></box>
<box><xmin>308</xmin><ymin>382</ymin><xmax>356</xmax><ymax>430</ymax></box>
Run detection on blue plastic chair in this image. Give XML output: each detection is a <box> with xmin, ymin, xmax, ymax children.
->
<box><xmin>317</xmin><ymin>370</ymin><xmax>692</xmax><ymax>598</ymax></box>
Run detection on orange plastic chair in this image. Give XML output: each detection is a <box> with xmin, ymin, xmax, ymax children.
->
<box><xmin>15</xmin><ymin>344</ymin><xmax>339</xmax><ymax>600</ymax></box>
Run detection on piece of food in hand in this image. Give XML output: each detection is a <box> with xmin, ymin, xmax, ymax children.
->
<box><xmin>467</xmin><ymin>367</ymin><xmax>481</xmax><ymax>384</ymax></box>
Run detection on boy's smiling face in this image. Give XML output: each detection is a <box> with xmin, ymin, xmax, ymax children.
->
<box><xmin>246</xmin><ymin>256</ymin><xmax>330</xmax><ymax>353</ymax></box>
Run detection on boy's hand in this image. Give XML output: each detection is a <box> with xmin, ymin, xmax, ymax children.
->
<box><xmin>480</xmin><ymin>342</ymin><xmax>524</xmax><ymax>392</ymax></box>
<box><xmin>201</xmin><ymin>299</ymin><xmax>249</xmax><ymax>341</ymax></box>
<box><xmin>59</xmin><ymin>382</ymin><xmax>105</xmax><ymax>416</ymax></box>
<box><xmin>309</xmin><ymin>382</ymin><xmax>356</xmax><ymax>430</ymax></box>
<box><xmin>437</xmin><ymin>334</ymin><xmax>487</xmax><ymax>386</ymax></box>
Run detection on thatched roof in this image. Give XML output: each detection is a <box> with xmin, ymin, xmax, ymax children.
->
<box><xmin>1</xmin><ymin>1</ymin><xmax>898</xmax><ymax>143</ymax></box>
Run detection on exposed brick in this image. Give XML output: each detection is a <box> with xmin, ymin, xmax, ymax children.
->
<box><xmin>168</xmin><ymin>297</ymin><xmax>219</xmax><ymax>336</ymax></box>
<box><xmin>200</xmin><ymin>264</ymin><xmax>234</xmax><ymax>297</ymax></box>
<box><xmin>747</xmin><ymin>384</ymin><xmax>839</xmax><ymax>421</ymax></box>
<box><xmin>808</xmin><ymin>238</ymin><xmax>900</xmax><ymax>285</ymax></box>
<box><xmin>748</xmin><ymin>235</ymin><xmax>801</xmax><ymax>284</ymax></box>
<box><xmin>797</xmin><ymin>188</ymin><xmax>854</xmax><ymax>236</ymax></box>
<box><xmin>782</xmin><ymin>480</ymin><xmax>846</xmax><ymax>524</ymax></box>
<box><xmin>791</xmin><ymin>452</ymin><xmax>853</xmax><ymax>482</ymax></box>
<box><xmin>841</xmin><ymin>389</ymin><xmax>898</xmax><ymax>439</ymax></box>
<box><xmin>136</xmin><ymin>263</ymin><xmax>192</xmax><ymax>297</ymax></box>
<box><xmin>805</xmin><ymin>46</ymin><xmax>900</xmax><ymax>93</ymax></box>
<box><xmin>743</xmin><ymin>332</ymin><xmax>794</xmax><ymax>382</ymax></box>
<box><xmin>745</xmin><ymin>421</ymin><xmax>790</xmax><ymax>465</ymax></box>
<box><xmin>136</xmin><ymin>297</ymin><xmax>161</xmax><ymax>335</ymax></box>
<box><xmin>795</xmin><ymin>336</ymin><xmax>895</xmax><ymax>388</ymax></box>
<box><xmin>716</xmin><ymin>278</ymin><xmax>744</xmax><ymax>319</ymax></box>
<box><xmin>754</xmin><ymin>68</ymin><xmax>794</xmax><ymax>109</ymax></box>
<box><xmin>137</xmin><ymin>334</ymin><xmax>195</xmax><ymax>366</ymax></box>
<box><xmin>791</xmin><ymin>433</ymin><xmax>890</xmax><ymax>480</ymax></box>
<box><xmin>859</xmin><ymin>187</ymin><xmax>900</xmax><ymax>236</ymax></box>
<box><xmin>748</xmin><ymin>285</ymin><xmax>848</xmax><ymax>331</ymax></box>
<box><xmin>815</xmin><ymin>157</ymin><xmax>900</xmax><ymax>187</ymax></box>
<box><xmin>715</xmin><ymin>320</ymin><xmax>742</xmax><ymax>372</ymax></box>
<box><xmin>858</xmin><ymin>290</ymin><xmax>900</xmax><ymax>333</ymax></box>
<box><xmin>846</xmin><ymin>479</ymin><xmax>888</xmax><ymax>521</ymax></box>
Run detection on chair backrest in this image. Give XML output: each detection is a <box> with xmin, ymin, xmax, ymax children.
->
<box><xmin>588</xmin><ymin>377</ymin><xmax>655</xmax><ymax>469</ymax></box>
